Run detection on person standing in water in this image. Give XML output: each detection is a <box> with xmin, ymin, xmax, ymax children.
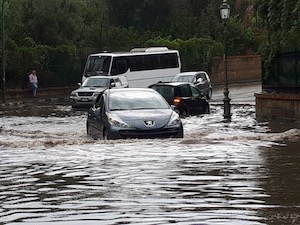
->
<box><xmin>28</xmin><ymin>69</ymin><xmax>38</xmax><ymax>98</ymax></box>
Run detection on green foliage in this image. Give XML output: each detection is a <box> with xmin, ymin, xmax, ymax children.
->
<box><xmin>107</xmin><ymin>0</ymin><xmax>171</xmax><ymax>33</ymax></box>
<box><xmin>2</xmin><ymin>0</ymin><xmax>294</xmax><ymax>88</ymax></box>
<box><xmin>254</xmin><ymin>0</ymin><xmax>300</xmax><ymax>77</ymax></box>
<box><xmin>20</xmin><ymin>0</ymin><xmax>85</xmax><ymax>46</ymax></box>
<box><xmin>145</xmin><ymin>37</ymin><xmax>223</xmax><ymax>71</ymax></box>
<box><xmin>226</xmin><ymin>16</ymin><xmax>259</xmax><ymax>55</ymax></box>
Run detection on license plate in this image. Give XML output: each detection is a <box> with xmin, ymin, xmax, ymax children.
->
<box><xmin>80</xmin><ymin>98</ymin><xmax>89</xmax><ymax>101</ymax></box>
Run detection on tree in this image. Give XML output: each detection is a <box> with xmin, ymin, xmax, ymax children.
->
<box><xmin>254</xmin><ymin>0</ymin><xmax>300</xmax><ymax>75</ymax></box>
<box><xmin>1</xmin><ymin>0</ymin><xmax>275</xmax><ymax>88</ymax></box>
<box><xmin>20</xmin><ymin>0</ymin><xmax>85</xmax><ymax>46</ymax></box>
<box><xmin>107</xmin><ymin>0</ymin><xmax>171</xmax><ymax>33</ymax></box>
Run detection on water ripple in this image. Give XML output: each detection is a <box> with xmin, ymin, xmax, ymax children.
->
<box><xmin>1</xmin><ymin>105</ymin><xmax>300</xmax><ymax>224</ymax></box>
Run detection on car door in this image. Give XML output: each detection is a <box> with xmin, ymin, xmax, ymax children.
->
<box><xmin>198</xmin><ymin>72</ymin><xmax>209</xmax><ymax>94</ymax></box>
<box><xmin>189</xmin><ymin>86</ymin><xmax>207</xmax><ymax>114</ymax></box>
<box><xmin>88</xmin><ymin>95</ymin><xmax>106</xmax><ymax>138</ymax></box>
<box><xmin>178</xmin><ymin>84</ymin><xmax>194</xmax><ymax>113</ymax></box>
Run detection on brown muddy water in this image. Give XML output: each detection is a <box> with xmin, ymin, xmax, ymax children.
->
<box><xmin>0</xmin><ymin>102</ymin><xmax>300</xmax><ymax>225</ymax></box>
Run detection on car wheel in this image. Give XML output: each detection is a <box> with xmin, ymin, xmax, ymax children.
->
<box><xmin>87</xmin><ymin>121</ymin><xmax>99</xmax><ymax>140</ymax></box>
<box><xmin>86</xmin><ymin>121</ymin><xmax>90</xmax><ymax>135</ymax></box>
<box><xmin>181</xmin><ymin>106</ymin><xmax>189</xmax><ymax>117</ymax></box>
<box><xmin>207</xmin><ymin>88</ymin><xmax>213</xmax><ymax>100</ymax></box>
<box><xmin>204</xmin><ymin>104</ymin><xmax>210</xmax><ymax>114</ymax></box>
<box><xmin>175</xmin><ymin>126</ymin><xmax>184</xmax><ymax>138</ymax></box>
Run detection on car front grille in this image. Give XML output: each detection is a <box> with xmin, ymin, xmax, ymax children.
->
<box><xmin>78</xmin><ymin>92</ymin><xmax>94</xmax><ymax>97</ymax></box>
<box><xmin>119</xmin><ymin>128</ymin><xmax>180</xmax><ymax>139</ymax></box>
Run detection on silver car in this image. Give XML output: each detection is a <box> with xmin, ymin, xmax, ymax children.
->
<box><xmin>70</xmin><ymin>75</ymin><xmax>128</xmax><ymax>108</ymax></box>
<box><xmin>171</xmin><ymin>71</ymin><xmax>212</xmax><ymax>99</ymax></box>
<box><xmin>86</xmin><ymin>88</ymin><xmax>183</xmax><ymax>140</ymax></box>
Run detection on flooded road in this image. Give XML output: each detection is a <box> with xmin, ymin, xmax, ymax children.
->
<box><xmin>1</xmin><ymin>84</ymin><xmax>300</xmax><ymax>225</ymax></box>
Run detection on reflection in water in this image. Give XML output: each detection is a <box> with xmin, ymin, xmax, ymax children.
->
<box><xmin>0</xmin><ymin>142</ymin><xmax>269</xmax><ymax>225</ymax></box>
<box><xmin>0</xmin><ymin>104</ymin><xmax>300</xmax><ymax>224</ymax></box>
<box><xmin>259</xmin><ymin>142</ymin><xmax>300</xmax><ymax>225</ymax></box>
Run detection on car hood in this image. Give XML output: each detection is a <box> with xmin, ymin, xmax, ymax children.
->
<box><xmin>76</xmin><ymin>87</ymin><xmax>107</xmax><ymax>93</ymax></box>
<box><xmin>109</xmin><ymin>109</ymin><xmax>173</xmax><ymax>129</ymax></box>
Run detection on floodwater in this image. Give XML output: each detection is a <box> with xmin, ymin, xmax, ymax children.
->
<box><xmin>0</xmin><ymin>100</ymin><xmax>300</xmax><ymax>225</ymax></box>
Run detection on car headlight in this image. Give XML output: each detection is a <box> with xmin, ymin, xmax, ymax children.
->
<box><xmin>70</xmin><ymin>91</ymin><xmax>77</xmax><ymax>97</ymax></box>
<box><xmin>167</xmin><ymin>111</ymin><xmax>181</xmax><ymax>127</ymax></box>
<box><xmin>108</xmin><ymin>115</ymin><xmax>132</xmax><ymax>128</ymax></box>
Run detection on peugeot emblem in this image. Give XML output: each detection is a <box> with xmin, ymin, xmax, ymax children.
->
<box><xmin>144</xmin><ymin>120</ymin><xmax>155</xmax><ymax>127</ymax></box>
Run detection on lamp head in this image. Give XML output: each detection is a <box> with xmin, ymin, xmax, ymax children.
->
<box><xmin>220</xmin><ymin>0</ymin><xmax>231</xmax><ymax>20</ymax></box>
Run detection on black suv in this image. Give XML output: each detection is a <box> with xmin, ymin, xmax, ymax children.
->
<box><xmin>149</xmin><ymin>82</ymin><xmax>210</xmax><ymax>116</ymax></box>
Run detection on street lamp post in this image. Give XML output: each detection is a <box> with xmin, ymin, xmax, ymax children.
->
<box><xmin>220</xmin><ymin>0</ymin><xmax>231</xmax><ymax>120</ymax></box>
<box><xmin>1</xmin><ymin>0</ymin><xmax>5</xmax><ymax>104</ymax></box>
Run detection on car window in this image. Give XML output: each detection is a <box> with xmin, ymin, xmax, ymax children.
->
<box><xmin>151</xmin><ymin>85</ymin><xmax>174</xmax><ymax>98</ymax></box>
<box><xmin>83</xmin><ymin>78</ymin><xmax>109</xmax><ymax>87</ymax></box>
<box><xmin>172</xmin><ymin>75</ymin><xmax>194</xmax><ymax>82</ymax></box>
<box><xmin>190</xmin><ymin>86</ymin><xmax>202</xmax><ymax>97</ymax></box>
<box><xmin>200</xmin><ymin>73</ymin><xmax>207</xmax><ymax>81</ymax></box>
<box><xmin>111</xmin><ymin>58</ymin><xmax>128</xmax><ymax>75</ymax></box>
<box><xmin>113</xmin><ymin>78</ymin><xmax>122</xmax><ymax>87</ymax></box>
<box><xmin>108</xmin><ymin>91</ymin><xmax>169</xmax><ymax>110</ymax></box>
<box><xmin>180</xmin><ymin>85</ymin><xmax>192</xmax><ymax>97</ymax></box>
<box><xmin>95</xmin><ymin>94</ymin><xmax>104</xmax><ymax>109</ymax></box>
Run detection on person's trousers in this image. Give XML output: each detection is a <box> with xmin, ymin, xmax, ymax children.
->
<box><xmin>31</xmin><ymin>83</ymin><xmax>38</xmax><ymax>97</ymax></box>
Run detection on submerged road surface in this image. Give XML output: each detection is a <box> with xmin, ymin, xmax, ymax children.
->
<box><xmin>1</xmin><ymin>82</ymin><xmax>300</xmax><ymax>225</ymax></box>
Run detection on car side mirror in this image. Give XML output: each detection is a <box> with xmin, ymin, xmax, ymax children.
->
<box><xmin>78</xmin><ymin>82</ymin><xmax>81</xmax><ymax>86</ymax></box>
<box><xmin>95</xmin><ymin>107</ymin><xmax>102</xmax><ymax>116</ymax></box>
<box><xmin>110</xmin><ymin>82</ymin><xmax>116</xmax><ymax>88</ymax></box>
<box><xmin>198</xmin><ymin>92</ymin><xmax>206</xmax><ymax>99</ymax></box>
<box><xmin>197</xmin><ymin>78</ymin><xmax>204</xmax><ymax>83</ymax></box>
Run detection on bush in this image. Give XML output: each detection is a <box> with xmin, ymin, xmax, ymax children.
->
<box><xmin>145</xmin><ymin>37</ymin><xmax>223</xmax><ymax>71</ymax></box>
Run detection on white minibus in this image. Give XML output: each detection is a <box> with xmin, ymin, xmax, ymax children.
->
<box><xmin>82</xmin><ymin>47</ymin><xmax>181</xmax><ymax>87</ymax></box>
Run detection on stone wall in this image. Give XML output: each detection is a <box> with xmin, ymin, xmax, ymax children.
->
<box><xmin>255</xmin><ymin>93</ymin><xmax>300</xmax><ymax>120</ymax></box>
<box><xmin>1</xmin><ymin>86</ymin><xmax>76</xmax><ymax>101</ymax></box>
<box><xmin>210</xmin><ymin>55</ymin><xmax>261</xmax><ymax>84</ymax></box>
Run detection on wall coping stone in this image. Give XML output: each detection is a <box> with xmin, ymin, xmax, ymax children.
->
<box><xmin>255</xmin><ymin>92</ymin><xmax>300</xmax><ymax>101</ymax></box>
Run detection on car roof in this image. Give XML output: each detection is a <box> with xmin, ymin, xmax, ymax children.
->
<box><xmin>107</xmin><ymin>88</ymin><xmax>157</xmax><ymax>94</ymax></box>
<box><xmin>149</xmin><ymin>82</ymin><xmax>192</xmax><ymax>87</ymax></box>
<box><xmin>175</xmin><ymin>71</ymin><xmax>207</xmax><ymax>76</ymax></box>
<box><xmin>86</xmin><ymin>75</ymin><xmax>125</xmax><ymax>79</ymax></box>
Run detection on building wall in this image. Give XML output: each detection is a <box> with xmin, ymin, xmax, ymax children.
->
<box><xmin>210</xmin><ymin>55</ymin><xmax>261</xmax><ymax>84</ymax></box>
<box><xmin>255</xmin><ymin>93</ymin><xmax>300</xmax><ymax>120</ymax></box>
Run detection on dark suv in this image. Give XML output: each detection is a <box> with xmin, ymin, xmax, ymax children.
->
<box><xmin>149</xmin><ymin>82</ymin><xmax>210</xmax><ymax>116</ymax></box>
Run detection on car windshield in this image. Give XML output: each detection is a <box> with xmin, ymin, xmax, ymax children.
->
<box><xmin>82</xmin><ymin>78</ymin><xmax>109</xmax><ymax>87</ymax></box>
<box><xmin>172</xmin><ymin>75</ymin><xmax>194</xmax><ymax>82</ymax></box>
<box><xmin>150</xmin><ymin>86</ymin><xmax>174</xmax><ymax>99</ymax></box>
<box><xmin>108</xmin><ymin>91</ymin><xmax>170</xmax><ymax>111</ymax></box>
<box><xmin>84</xmin><ymin>55</ymin><xmax>111</xmax><ymax>75</ymax></box>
